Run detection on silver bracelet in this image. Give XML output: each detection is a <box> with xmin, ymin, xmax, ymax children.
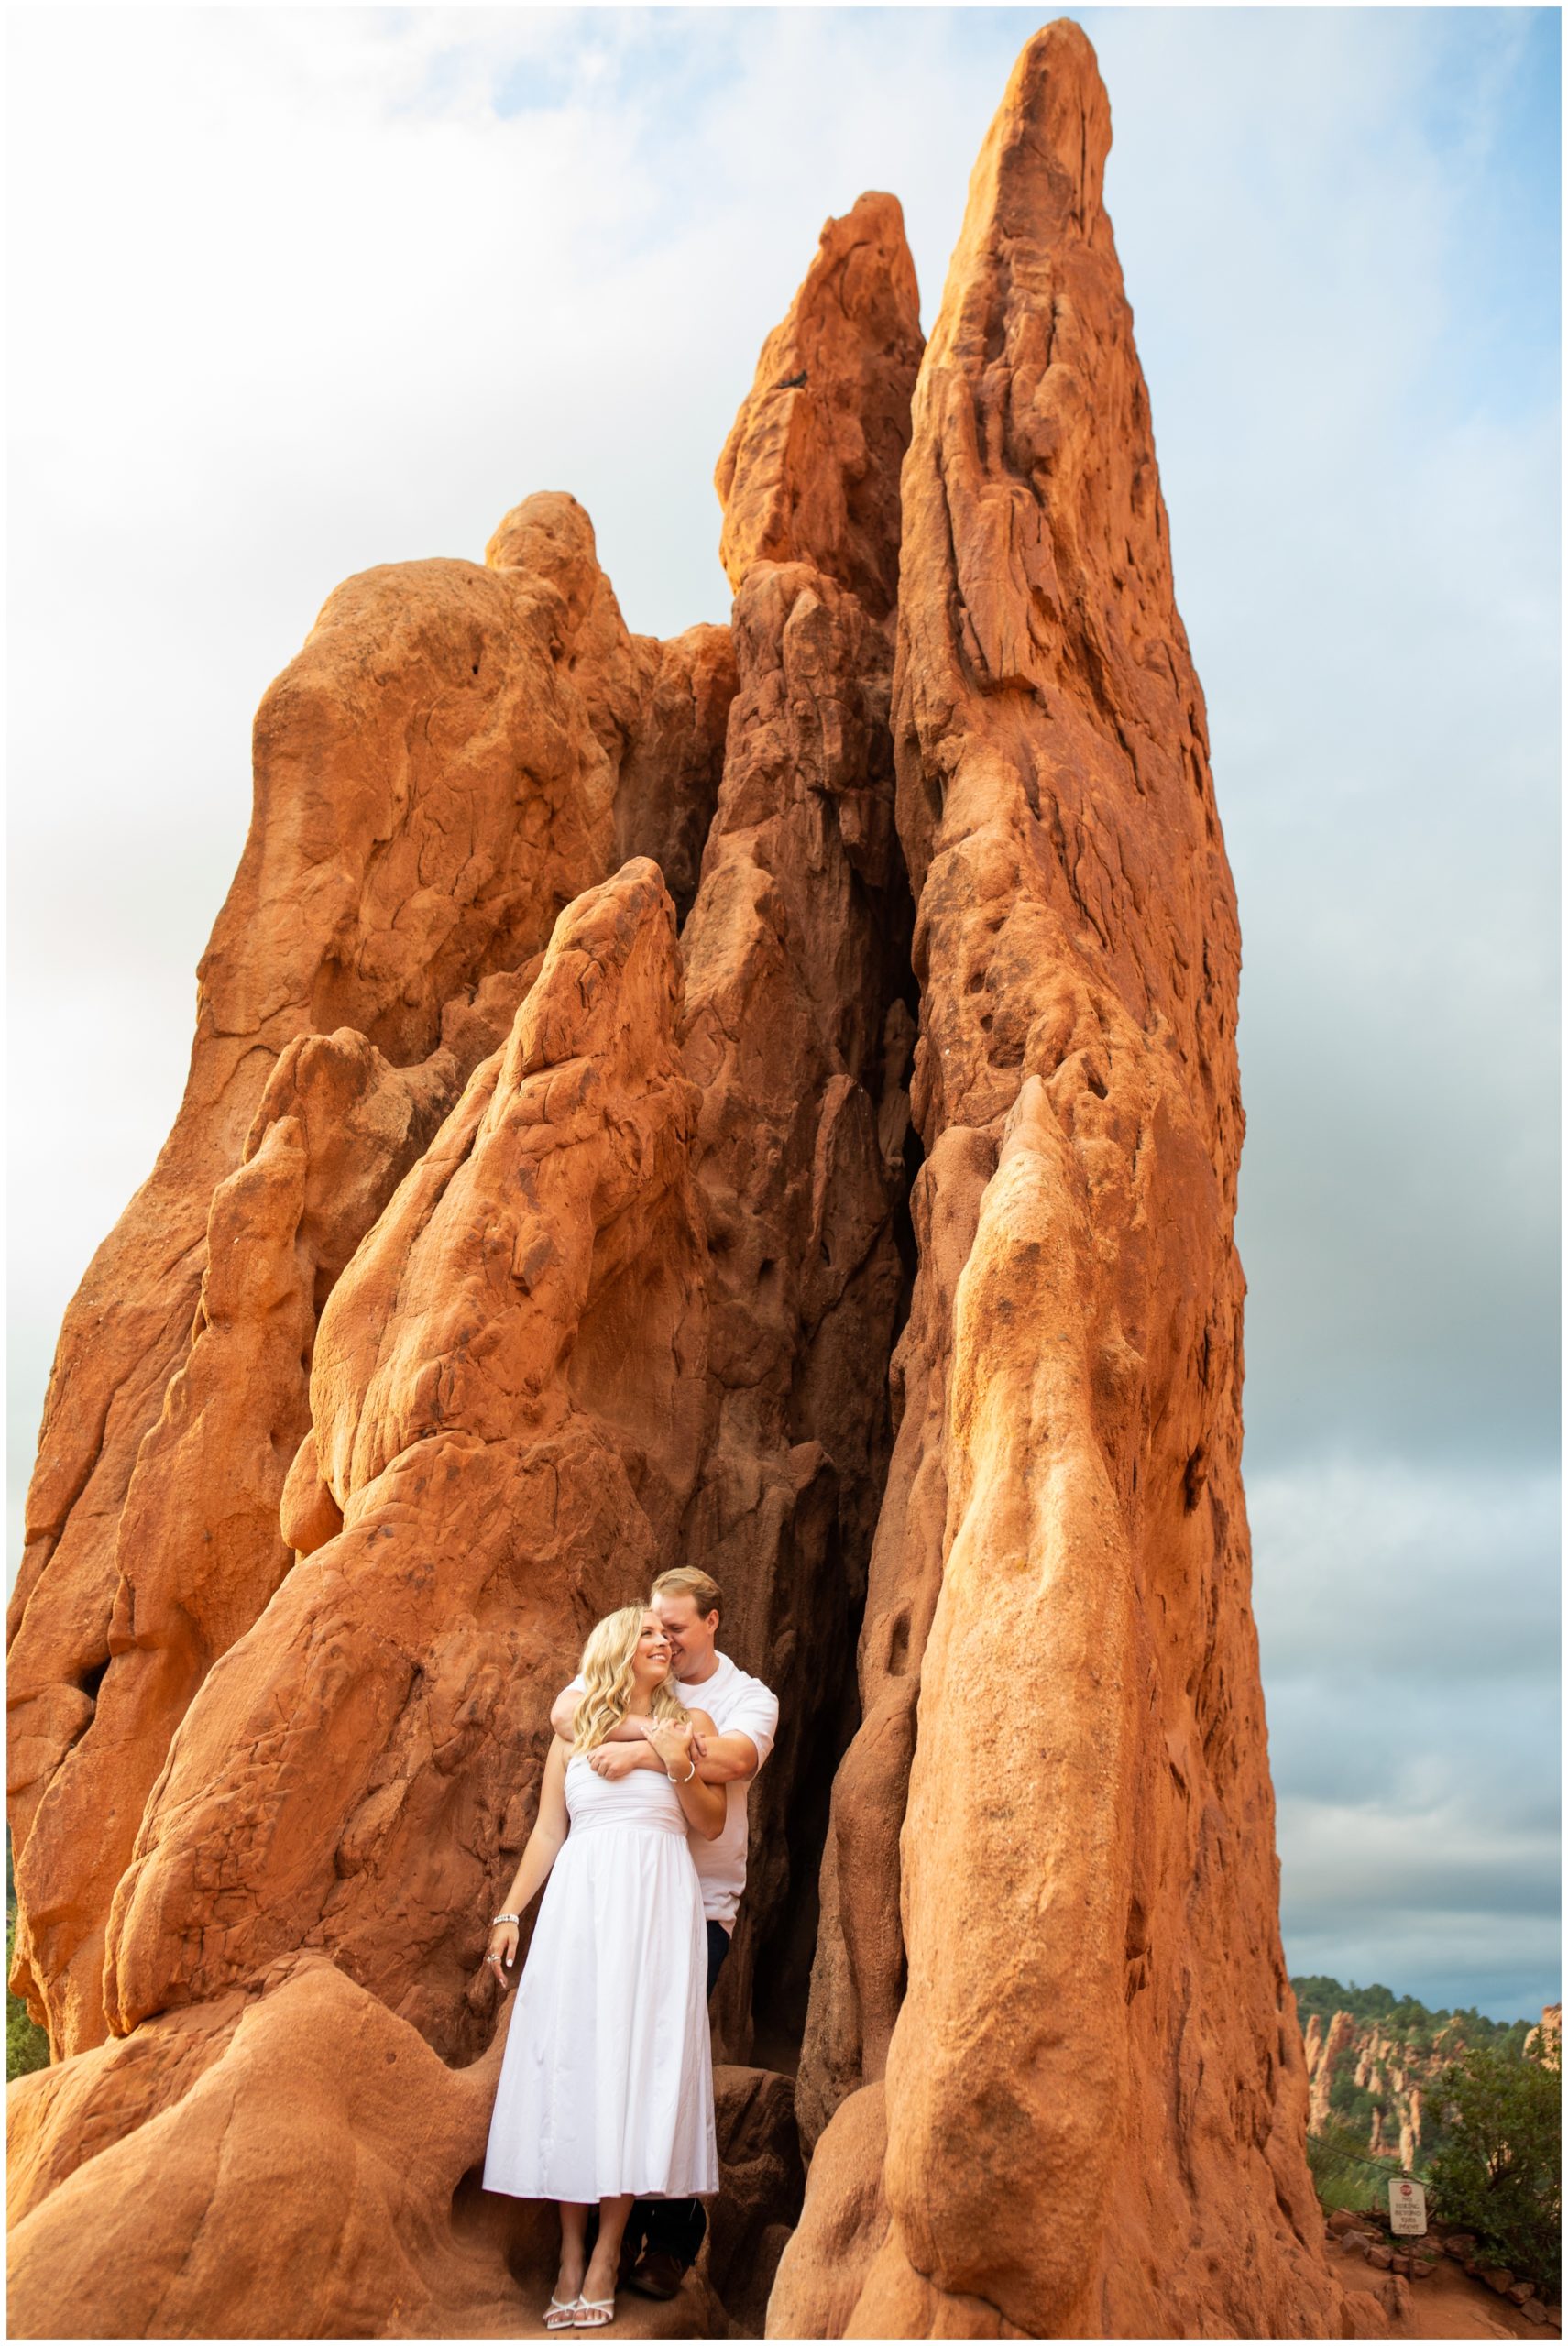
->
<box><xmin>490</xmin><ymin>1912</ymin><xmax>521</xmax><ymax>1927</ymax></box>
<box><xmin>667</xmin><ymin>1760</ymin><xmax>696</xmax><ymax>1784</ymax></box>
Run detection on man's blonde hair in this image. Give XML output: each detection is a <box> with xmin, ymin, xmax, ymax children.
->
<box><xmin>572</xmin><ymin>1606</ymin><xmax>688</xmax><ymax>1755</ymax></box>
<box><xmin>650</xmin><ymin>1567</ymin><xmax>723</xmax><ymax>1624</ymax></box>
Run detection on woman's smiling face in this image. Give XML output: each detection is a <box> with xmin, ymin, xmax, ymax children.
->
<box><xmin>632</xmin><ymin>1609</ymin><xmax>673</xmax><ymax>1683</ymax></box>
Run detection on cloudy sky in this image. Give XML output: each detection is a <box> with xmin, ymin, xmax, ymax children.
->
<box><xmin>7</xmin><ymin>7</ymin><xmax>1559</xmax><ymax>2022</ymax></box>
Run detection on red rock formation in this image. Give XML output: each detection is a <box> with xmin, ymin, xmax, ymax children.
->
<box><xmin>10</xmin><ymin>24</ymin><xmax>1357</xmax><ymax>2344</ymax></box>
<box><xmin>1304</xmin><ymin>2000</ymin><xmax>1550</xmax><ymax>2181</ymax></box>
<box><xmin>778</xmin><ymin>20</ymin><xmax>1345</xmax><ymax>2339</ymax></box>
<box><xmin>1309</xmin><ymin>2010</ymin><xmax>1362</xmax><ymax>2135</ymax></box>
<box><xmin>101</xmin><ymin>857</ymin><xmax>707</xmax><ymax>2052</ymax></box>
<box><xmin>717</xmin><ymin>198</ymin><xmax>917</xmax><ymax>622</ymax></box>
<box><xmin>673</xmin><ymin>189</ymin><xmax>923</xmax><ymax>2063</ymax></box>
<box><xmin>9</xmin><ymin>494</ymin><xmax>733</xmax><ymax>2060</ymax></box>
<box><xmin>1523</xmin><ymin>2004</ymin><xmax>1562</xmax><ymax>2063</ymax></box>
<box><xmin>9</xmin><ymin>1952</ymin><xmax>755</xmax><ymax>2340</ymax></box>
<box><xmin>8</xmin><ymin>188</ymin><xmax>924</xmax><ymax>2339</ymax></box>
<box><xmin>1304</xmin><ymin>2011</ymin><xmax>1326</xmax><ymax>2074</ymax></box>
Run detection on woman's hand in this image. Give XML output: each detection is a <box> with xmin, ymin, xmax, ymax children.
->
<box><xmin>486</xmin><ymin>1920</ymin><xmax>519</xmax><ymax>1987</ymax></box>
<box><xmin>645</xmin><ymin>1717</ymin><xmax>696</xmax><ymax>1777</ymax></box>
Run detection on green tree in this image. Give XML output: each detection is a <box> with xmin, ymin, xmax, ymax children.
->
<box><xmin>1290</xmin><ymin>1973</ymin><xmax>1537</xmax><ymax>2055</ymax></box>
<box><xmin>1429</xmin><ymin>2037</ymin><xmax>1562</xmax><ymax>2295</ymax></box>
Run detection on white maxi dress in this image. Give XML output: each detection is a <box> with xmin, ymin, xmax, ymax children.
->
<box><xmin>482</xmin><ymin>1752</ymin><xmax>718</xmax><ymax>2204</ymax></box>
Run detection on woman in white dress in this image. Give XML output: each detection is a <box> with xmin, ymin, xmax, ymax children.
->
<box><xmin>481</xmin><ymin>1606</ymin><xmax>723</xmax><ymax>2330</ymax></box>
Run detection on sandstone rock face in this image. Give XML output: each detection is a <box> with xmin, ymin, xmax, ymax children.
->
<box><xmin>717</xmin><ymin>192</ymin><xmax>919</xmax><ymax>621</ymax></box>
<box><xmin>10</xmin><ymin>24</ymin><xmax>1352</xmax><ymax>2344</ymax></box>
<box><xmin>781</xmin><ymin>20</ymin><xmax>1341</xmax><ymax>2340</ymax></box>
<box><xmin>1523</xmin><ymin>2004</ymin><xmax>1562</xmax><ymax>2063</ymax></box>
<box><xmin>1310</xmin><ymin>2008</ymin><xmax>1362</xmax><ymax>2135</ymax></box>
<box><xmin>7</xmin><ymin>1957</ymin><xmax>505</xmax><ymax>2340</ymax></box>
<box><xmin>9</xmin><ymin>493</ymin><xmax>733</xmax><ymax>2058</ymax></box>
<box><xmin>674</xmin><ymin>187</ymin><xmax>923</xmax><ymax>2066</ymax></box>
<box><xmin>102</xmin><ymin>857</ymin><xmax>707</xmax><ymax>2054</ymax></box>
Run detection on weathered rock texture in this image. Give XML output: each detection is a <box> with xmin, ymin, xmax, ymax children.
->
<box><xmin>9</xmin><ymin>495</ymin><xmax>732</xmax><ymax>2059</ymax></box>
<box><xmin>673</xmin><ymin>188</ymin><xmax>922</xmax><ymax>2066</ymax></box>
<box><xmin>777</xmin><ymin>19</ymin><xmax>1350</xmax><ymax>2341</ymax></box>
<box><xmin>10</xmin><ymin>23</ymin><xmax>1353</xmax><ymax>2344</ymax></box>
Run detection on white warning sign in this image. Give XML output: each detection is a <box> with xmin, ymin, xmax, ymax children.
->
<box><xmin>1388</xmin><ymin>2178</ymin><xmax>1428</xmax><ymax>2235</ymax></box>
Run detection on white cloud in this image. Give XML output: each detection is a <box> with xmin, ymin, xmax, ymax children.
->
<box><xmin>1253</xmin><ymin>1457</ymin><xmax>1560</xmax><ymax>2017</ymax></box>
<box><xmin>1251</xmin><ymin>1459</ymin><xmax>1560</xmax><ymax>1683</ymax></box>
<box><xmin>1280</xmin><ymin>1785</ymin><xmax>1561</xmax><ymax>2021</ymax></box>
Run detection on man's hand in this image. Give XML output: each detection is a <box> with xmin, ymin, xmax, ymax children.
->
<box><xmin>588</xmin><ymin>1740</ymin><xmax>661</xmax><ymax>1780</ymax></box>
<box><xmin>646</xmin><ymin>1717</ymin><xmax>697</xmax><ymax>1776</ymax></box>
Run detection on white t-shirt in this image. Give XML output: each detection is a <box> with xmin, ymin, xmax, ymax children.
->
<box><xmin>565</xmin><ymin>1650</ymin><xmax>778</xmax><ymax>1932</ymax></box>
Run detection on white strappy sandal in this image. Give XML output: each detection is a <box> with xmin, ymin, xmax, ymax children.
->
<box><xmin>574</xmin><ymin>2294</ymin><xmax>616</xmax><ymax>2330</ymax></box>
<box><xmin>543</xmin><ymin>2297</ymin><xmax>582</xmax><ymax>2332</ymax></box>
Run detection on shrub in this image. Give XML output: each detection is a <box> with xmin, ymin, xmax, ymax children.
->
<box><xmin>1307</xmin><ymin>2120</ymin><xmax>1399</xmax><ymax>2214</ymax></box>
<box><xmin>1429</xmin><ymin>2037</ymin><xmax>1562</xmax><ymax>2295</ymax></box>
<box><xmin>6</xmin><ymin>1908</ymin><xmax>50</xmax><ymax>2083</ymax></box>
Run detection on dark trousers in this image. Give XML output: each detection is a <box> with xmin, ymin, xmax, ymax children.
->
<box><xmin>625</xmin><ymin>1923</ymin><xmax>731</xmax><ymax>2273</ymax></box>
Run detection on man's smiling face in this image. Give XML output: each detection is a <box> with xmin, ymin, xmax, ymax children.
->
<box><xmin>652</xmin><ymin>1590</ymin><xmax>718</xmax><ymax>1677</ymax></box>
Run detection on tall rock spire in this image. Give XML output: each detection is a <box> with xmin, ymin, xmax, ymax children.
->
<box><xmin>778</xmin><ymin>22</ymin><xmax>1343</xmax><ymax>2338</ymax></box>
<box><xmin>662</xmin><ymin>191</ymin><xmax>922</xmax><ymax>2063</ymax></box>
<box><xmin>717</xmin><ymin>190</ymin><xmax>922</xmax><ymax>619</ymax></box>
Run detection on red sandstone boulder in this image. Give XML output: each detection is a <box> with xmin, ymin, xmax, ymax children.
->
<box><xmin>9</xmin><ymin>493</ymin><xmax>733</xmax><ymax>2059</ymax></box>
<box><xmin>102</xmin><ymin>859</ymin><xmax>706</xmax><ymax>2053</ymax></box>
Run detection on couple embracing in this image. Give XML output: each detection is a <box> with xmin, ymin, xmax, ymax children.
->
<box><xmin>480</xmin><ymin>1568</ymin><xmax>779</xmax><ymax>2330</ymax></box>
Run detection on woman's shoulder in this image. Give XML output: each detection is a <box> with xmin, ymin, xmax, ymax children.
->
<box><xmin>685</xmin><ymin>1706</ymin><xmax>718</xmax><ymax>1736</ymax></box>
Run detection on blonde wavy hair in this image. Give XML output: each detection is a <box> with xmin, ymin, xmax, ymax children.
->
<box><xmin>572</xmin><ymin>1606</ymin><xmax>689</xmax><ymax>1755</ymax></box>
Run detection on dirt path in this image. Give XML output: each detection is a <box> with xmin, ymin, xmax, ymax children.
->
<box><xmin>1328</xmin><ymin>2233</ymin><xmax>1561</xmax><ymax>2341</ymax></box>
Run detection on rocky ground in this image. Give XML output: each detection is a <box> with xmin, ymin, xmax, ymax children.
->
<box><xmin>1324</xmin><ymin>2211</ymin><xmax>1561</xmax><ymax>2343</ymax></box>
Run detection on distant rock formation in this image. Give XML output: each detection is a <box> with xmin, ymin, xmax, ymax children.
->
<box><xmin>8</xmin><ymin>22</ymin><xmax>1366</xmax><ymax>2341</ymax></box>
<box><xmin>1524</xmin><ymin>2004</ymin><xmax>1562</xmax><ymax>2063</ymax></box>
<box><xmin>1302</xmin><ymin>1989</ymin><xmax>1552</xmax><ymax>2181</ymax></box>
<box><xmin>1309</xmin><ymin>2010</ymin><xmax>1364</xmax><ymax>2137</ymax></box>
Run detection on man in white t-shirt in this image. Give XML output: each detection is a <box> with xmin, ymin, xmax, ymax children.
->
<box><xmin>548</xmin><ymin>1566</ymin><xmax>779</xmax><ymax>2300</ymax></box>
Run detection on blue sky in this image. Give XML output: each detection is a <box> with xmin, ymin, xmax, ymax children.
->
<box><xmin>6</xmin><ymin>7</ymin><xmax>1560</xmax><ymax>2021</ymax></box>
